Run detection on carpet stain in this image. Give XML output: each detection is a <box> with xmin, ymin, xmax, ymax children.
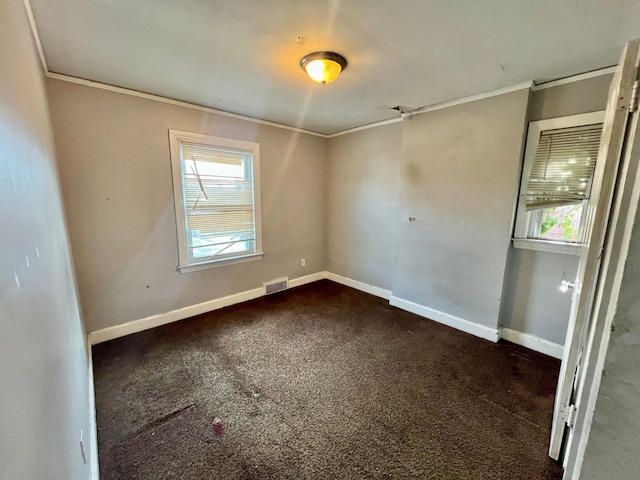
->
<box><xmin>130</xmin><ymin>404</ymin><xmax>196</xmax><ymax>438</ymax></box>
<box><xmin>212</xmin><ymin>416</ymin><xmax>225</xmax><ymax>436</ymax></box>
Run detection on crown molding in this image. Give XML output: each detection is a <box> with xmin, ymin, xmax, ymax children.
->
<box><xmin>23</xmin><ymin>0</ymin><xmax>618</xmax><ymax>138</ymax></box>
<box><xmin>531</xmin><ymin>66</ymin><xmax>617</xmax><ymax>91</ymax></box>
<box><xmin>402</xmin><ymin>81</ymin><xmax>534</xmax><ymax>118</ymax></box>
<box><xmin>326</xmin><ymin>117</ymin><xmax>403</xmax><ymax>138</ymax></box>
<box><xmin>23</xmin><ymin>0</ymin><xmax>47</xmax><ymax>72</ymax></box>
<box><xmin>46</xmin><ymin>72</ymin><xmax>328</xmax><ymax>137</ymax></box>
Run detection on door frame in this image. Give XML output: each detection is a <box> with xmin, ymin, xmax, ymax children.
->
<box><xmin>543</xmin><ymin>39</ymin><xmax>640</xmax><ymax>475</ymax></box>
<box><xmin>562</xmin><ymin>58</ymin><xmax>640</xmax><ymax>478</ymax></box>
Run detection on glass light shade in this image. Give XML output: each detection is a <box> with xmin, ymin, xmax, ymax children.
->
<box><xmin>304</xmin><ymin>59</ymin><xmax>342</xmax><ymax>85</ymax></box>
<box><xmin>300</xmin><ymin>52</ymin><xmax>347</xmax><ymax>85</ymax></box>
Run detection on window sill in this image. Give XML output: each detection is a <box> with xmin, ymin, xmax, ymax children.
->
<box><xmin>178</xmin><ymin>252</ymin><xmax>264</xmax><ymax>273</ymax></box>
<box><xmin>512</xmin><ymin>238</ymin><xmax>584</xmax><ymax>256</ymax></box>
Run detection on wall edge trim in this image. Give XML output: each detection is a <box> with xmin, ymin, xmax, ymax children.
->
<box><xmin>499</xmin><ymin>327</ymin><xmax>564</xmax><ymax>359</ymax></box>
<box><xmin>86</xmin><ymin>338</ymin><xmax>100</xmax><ymax>479</ymax></box>
<box><xmin>389</xmin><ymin>295</ymin><xmax>501</xmax><ymax>342</ymax></box>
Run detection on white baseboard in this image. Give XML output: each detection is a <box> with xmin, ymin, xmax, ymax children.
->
<box><xmin>325</xmin><ymin>272</ymin><xmax>392</xmax><ymax>300</ymax></box>
<box><xmin>499</xmin><ymin>328</ymin><xmax>564</xmax><ymax>359</ymax></box>
<box><xmin>288</xmin><ymin>271</ymin><xmax>326</xmax><ymax>288</ymax></box>
<box><xmin>389</xmin><ymin>295</ymin><xmax>501</xmax><ymax>342</ymax></box>
<box><xmin>86</xmin><ymin>338</ymin><xmax>100</xmax><ymax>479</ymax></box>
<box><xmin>90</xmin><ymin>271</ymin><xmax>559</xmax><ymax>356</ymax></box>
<box><xmin>88</xmin><ymin>271</ymin><xmax>326</xmax><ymax>345</ymax></box>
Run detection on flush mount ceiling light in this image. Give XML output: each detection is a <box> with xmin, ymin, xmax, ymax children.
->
<box><xmin>300</xmin><ymin>51</ymin><xmax>347</xmax><ymax>85</ymax></box>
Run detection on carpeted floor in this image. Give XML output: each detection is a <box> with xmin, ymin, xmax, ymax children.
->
<box><xmin>93</xmin><ymin>280</ymin><xmax>563</xmax><ymax>479</ymax></box>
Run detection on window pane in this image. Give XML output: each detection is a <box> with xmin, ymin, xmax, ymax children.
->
<box><xmin>189</xmin><ymin>231</ymin><xmax>252</xmax><ymax>260</ymax></box>
<box><xmin>192</xmin><ymin>159</ymin><xmax>243</xmax><ymax>179</ymax></box>
<box><xmin>530</xmin><ymin>204</ymin><xmax>583</xmax><ymax>242</ymax></box>
<box><xmin>170</xmin><ymin>131</ymin><xmax>262</xmax><ymax>270</ymax></box>
<box><xmin>181</xmin><ymin>143</ymin><xmax>256</xmax><ymax>262</ymax></box>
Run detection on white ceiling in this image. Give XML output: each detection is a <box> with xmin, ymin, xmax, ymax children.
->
<box><xmin>29</xmin><ymin>0</ymin><xmax>640</xmax><ymax>135</ymax></box>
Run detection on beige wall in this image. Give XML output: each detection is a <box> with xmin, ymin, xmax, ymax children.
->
<box><xmin>48</xmin><ymin>80</ymin><xmax>326</xmax><ymax>332</ymax></box>
<box><xmin>0</xmin><ymin>1</ymin><xmax>94</xmax><ymax>478</ymax></box>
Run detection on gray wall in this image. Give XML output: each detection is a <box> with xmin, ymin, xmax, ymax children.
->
<box><xmin>0</xmin><ymin>1</ymin><xmax>93</xmax><ymax>478</ymax></box>
<box><xmin>326</xmin><ymin>77</ymin><xmax>612</xmax><ymax>343</ymax></box>
<box><xmin>499</xmin><ymin>75</ymin><xmax>613</xmax><ymax>345</ymax></box>
<box><xmin>48</xmin><ymin>80</ymin><xmax>326</xmax><ymax>332</ymax></box>
<box><xmin>326</xmin><ymin>122</ymin><xmax>402</xmax><ymax>290</ymax></box>
<box><xmin>393</xmin><ymin>90</ymin><xmax>529</xmax><ymax>329</ymax></box>
<box><xmin>500</xmin><ymin>250</ymin><xmax>579</xmax><ymax>345</ymax></box>
<box><xmin>46</xmin><ymin>55</ymin><xmax>614</xmax><ymax>346</ymax></box>
<box><xmin>528</xmin><ymin>75</ymin><xmax>614</xmax><ymax>123</ymax></box>
<box><xmin>326</xmin><ymin>90</ymin><xmax>529</xmax><ymax>331</ymax></box>
<box><xmin>580</xmin><ymin>204</ymin><xmax>640</xmax><ymax>479</ymax></box>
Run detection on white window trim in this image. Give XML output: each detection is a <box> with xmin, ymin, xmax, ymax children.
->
<box><xmin>169</xmin><ymin>130</ymin><xmax>263</xmax><ymax>272</ymax></box>
<box><xmin>176</xmin><ymin>253</ymin><xmax>264</xmax><ymax>273</ymax></box>
<box><xmin>513</xmin><ymin>111</ymin><xmax>605</xmax><ymax>255</ymax></box>
<box><xmin>512</xmin><ymin>238</ymin><xmax>586</xmax><ymax>256</ymax></box>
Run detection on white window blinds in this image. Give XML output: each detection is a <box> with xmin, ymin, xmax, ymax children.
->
<box><xmin>180</xmin><ymin>141</ymin><xmax>256</xmax><ymax>261</ymax></box>
<box><xmin>524</xmin><ymin>124</ymin><xmax>603</xmax><ymax>210</ymax></box>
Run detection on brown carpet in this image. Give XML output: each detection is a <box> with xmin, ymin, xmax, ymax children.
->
<box><xmin>93</xmin><ymin>280</ymin><xmax>563</xmax><ymax>479</ymax></box>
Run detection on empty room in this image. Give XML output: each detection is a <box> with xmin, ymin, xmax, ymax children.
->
<box><xmin>3</xmin><ymin>0</ymin><xmax>640</xmax><ymax>479</ymax></box>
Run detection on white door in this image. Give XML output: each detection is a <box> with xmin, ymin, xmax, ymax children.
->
<box><xmin>549</xmin><ymin>39</ymin><xmax>640</xmax><ymax>461</ymax></box>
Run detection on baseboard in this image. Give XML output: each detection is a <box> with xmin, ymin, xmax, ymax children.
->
<box><xmin>289</xmin><ymin>271</ymin><xmax>326</xmax><ymax>288</ymax></box>
<box><xmin>88</xmin><ymin>271</ymin><xmax>326</xmax><ymax>344</ymax></box>
<box><xmin>389</xmin><ymin>295</ymin><xmax>501</xmax><ymax>342</ymax></box>
<box><xmin>499</xmin><ymin>328</ymin><xmax>564</xmax><ymax>359</ymax></box>
<box><xmin>325</xmin><ymin>272</ymin><xmax>392</xmax><ymax>300</ymax></box>
<box><xmin>90</xmin><ymin>271</ymin><xmax>557</xmax><ymax>355</ymax></box>
<box><xmin>86</xmin><ymin>338</ymin><xmax>100</xmax><ymax>480</ymax></box>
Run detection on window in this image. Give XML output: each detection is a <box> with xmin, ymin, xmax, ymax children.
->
<box><xmin>169</xmin><ymin>130</ymin><xmax>262</xmax><ymax>272</ymax></box>
<box><xmin>513</xmin><ymin>112</ymin><xmax>604</xmax><ymax>255</ymax></box>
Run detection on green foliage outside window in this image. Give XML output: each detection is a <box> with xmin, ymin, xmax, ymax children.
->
<box><xmin>540</xmin><ymin>213</ymin><xmax>558</xmax><ymax>235</ymax></box>
<box><xmin>539</xmin><ymin>204</ymin><xmax>582</xmax><ymax>242</ymax></box>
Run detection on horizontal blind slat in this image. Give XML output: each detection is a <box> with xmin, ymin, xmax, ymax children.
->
<box><xmin>187</xmin><ymin>210</ymin><xmax>254</xmax><ymax>234</ymax></box>
<box><xmin>525</xmin><ymin>123</ymin><xmax>603</xmax><ymax>209</ymax></box>
<box><xmin>181</xmin><ymin>143</ymin><xmax>246</xmax><ymax>166</ymax></box>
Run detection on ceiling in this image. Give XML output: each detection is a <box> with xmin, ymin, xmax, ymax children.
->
<box><xmin>29</xmin><ymin>0</ymin><xmax>640</xmax><ymax>135</ymax></box>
